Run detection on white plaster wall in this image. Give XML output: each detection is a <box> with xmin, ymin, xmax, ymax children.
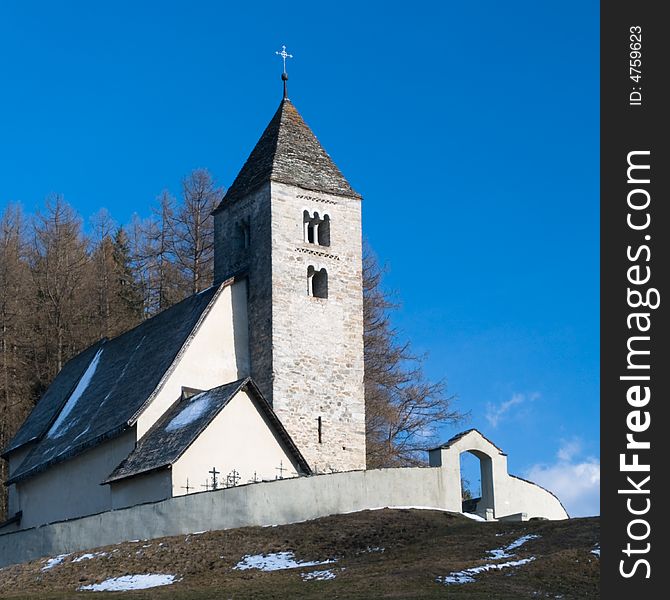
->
<box><xmin>0</xmin><ymin>461</ymin><xmax>571</xmax><ymax>568</ymax></box>
<box><xmin>6</xmin><ymin>445</ymin><xmax>34</xmax><ymax>517</ymax></box>
<box><xmin>14</xmin><ymin>429</ymin><xmax>137</xmax><ymax>529</ymax></box>
<box><xmin>110</xmin><ymin>469</ymin><xmax>173</xmax><ymax>510</ymax></box>
<box><xmin>171</xmin><ymin>389</ymin><xmax>301</xmax><ymax>495</ymax></box>
<box><xmin>497</xmin><ymin>476</ymin><xmax>569</xmax><ymax>520</ymax></box>
<box><xmin>0</xmin><ymin>466</ymin><xmax>451</xmax><ymax>568</ymax></box>
<box><xmin>136</xmin><ymin>281</ymin><xmax>250</xmax><ymax>439</ymax></box>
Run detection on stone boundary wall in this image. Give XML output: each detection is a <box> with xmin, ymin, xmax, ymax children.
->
<box><xmin>0</xmin><ymin>467</ymin><xmax>449</xmax><ymax>568</ymax></box>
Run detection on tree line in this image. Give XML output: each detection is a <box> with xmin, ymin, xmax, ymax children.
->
<box><xmin>0</xmin><ymin>168</ymin><xmax>460</xmax><ymax>519</ymax></box>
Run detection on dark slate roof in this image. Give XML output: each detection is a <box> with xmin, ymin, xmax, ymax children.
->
<box><xmin>214</xmin><ymin>98</ymin><xmax>360</xmax><ymax>210</ymax></box>
<box><xmin>429</xmin><ymin>429</ymin><xmax>507</xmax><ymax>455</ymax></box>
<box><xmin>104</xmin><ymin>378</ymin><xmax>311</xmax><ymax>483</ymax></box>
<box><xmin>5</xmin><ymin>284</ymin><xmax>225</xmax><ymax>485</ymax></box>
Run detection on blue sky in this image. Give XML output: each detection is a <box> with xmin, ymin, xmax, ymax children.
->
<box><xmin>0</xmin><ymin>1</ymin><xmax>599</xmax><ymax>516</ymax></box>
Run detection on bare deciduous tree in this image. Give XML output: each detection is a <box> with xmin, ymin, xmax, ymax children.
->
<box><xmin>0</xmin><ymin>205</ymin><xmax>34</xmax><ymax>518</ymax></box>
<box><xmin>363</xmin><ymin>246</ymin><xmax>463</xmax><ymax>467</ymax></box>
<box><xmin>30</xmin><ymin>195</ymin><xmax>91</xmax><ymax>375</ymax></box>
<box><xmin>171</xmin><ymin>169</ymin><xmax>222</xmax><ymax>294</ymax></box>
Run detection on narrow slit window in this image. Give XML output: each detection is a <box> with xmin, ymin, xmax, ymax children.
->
<box><xmin>236</xmin><ymin>221</ymin><xmax>250</xmax><ymax>250</ymax></box>
<box><xmin>317</xmin><ymin>416</ymin><xmax>322</xmax><ymax>443</ymax></box>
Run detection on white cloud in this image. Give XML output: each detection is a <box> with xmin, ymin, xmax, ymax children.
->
<box><xmin>485</xmin><ymin>392</ymin><xmax>539</xmax><ymax>428</ymax></box>
<box><xmin>556</xmin><ymin>438</ymin><xmax>583</xmax><ymax>462</ymax></box>
<box><xmin>525</xmin><ymin>440</ymin><xmax>600</xmax><ymax>517</ymax></box>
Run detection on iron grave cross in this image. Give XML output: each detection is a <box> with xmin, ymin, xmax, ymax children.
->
<box><xmin>209</xmin><ymin>467</ymin><xmax>220</xmax><ymax>490</ymax></box>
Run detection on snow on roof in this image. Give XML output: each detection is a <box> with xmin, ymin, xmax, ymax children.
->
<box><xmin>165</xmin><ymin>392</ymin><xmax>213</xmax><ymax>433</ymax></box>
<box><xmin>47</xmin><ymin>348</ymin><xmax>104</xmax><ymax>438</ymax></box>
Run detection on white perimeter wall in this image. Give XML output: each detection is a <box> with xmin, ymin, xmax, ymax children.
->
<box><xmin>0</xmin><ymin>463</ymin><xmax>567</xmax><ymax>568</ymax></box>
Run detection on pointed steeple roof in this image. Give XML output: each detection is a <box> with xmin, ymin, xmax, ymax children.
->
<box><xmin>215</xmin><ymin>98</ymin><xmax>360</xmax><ymax>211</ymax></box>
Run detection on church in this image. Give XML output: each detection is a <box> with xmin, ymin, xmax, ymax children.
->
<box><xmin>1</xmin><ymin>64</ymin><xmax>570</xmax><ymax>547</ymax></box>
<box><xmin>2</xmin><ymin>76</ymin><xmax>367</xmax><ymax>530</ymax></box>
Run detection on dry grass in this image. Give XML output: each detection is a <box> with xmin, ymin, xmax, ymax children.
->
<box><xmin>0</xmin><ymin>509</ymin><xmax>599</xmax><ymax>599</ymax></box>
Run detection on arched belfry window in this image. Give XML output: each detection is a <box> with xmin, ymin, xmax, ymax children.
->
<box><xmin>303</xmin><ymin>211</ymin><xmax>330</xmax><ymax>247</ymax></box>
<box><xmin>318</xmin><ymin>214</ymin><xmax>330</xmax><ymax>246</ymax></box>
<box><xmin>307</xmin><ymin>266</ymin><xmax>328</xmax><ymax>299</ymax></box>
<box><xmin>303</xmin><ymin>210</ymin><xmax>315</xmax><ymax>244</ymax></box>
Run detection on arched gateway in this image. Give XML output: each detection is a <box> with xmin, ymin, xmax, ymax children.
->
<box><xmin>429</xmin><ymin>429</ymin><xmax>568</xmax><ymax>521</ymax></box>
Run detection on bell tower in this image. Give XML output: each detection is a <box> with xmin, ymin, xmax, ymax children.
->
<box><xmin>213</xmin><ymin>76</ymin><xmax>365</xmax><ymax>472</ymax></box>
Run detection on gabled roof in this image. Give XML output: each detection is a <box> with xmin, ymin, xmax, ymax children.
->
<box><xmin>5</xmin><ymin>283</ymin><xmax>227</xmax><ymax>485</ymax></box>
<box><xmin>429</xmin><ymin>429</ymin><xmax>507</xmax><ymax>455</ymax></box>
<box><xmin>104</xmin><ymin>378</ymin><xmax>311</xmax><ymax>484</ymax></box>
<box><xmin>214</xmin><ymin>98</ymin><xmax>360</xmax><ymax>210</ymax></box>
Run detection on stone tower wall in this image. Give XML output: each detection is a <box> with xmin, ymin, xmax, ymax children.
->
<box><xmin>214</xmin><ymin>183</ymin><xmax>274</xmax><ymax>400</ymax></box>
<box><xmin>214</xmin><ymin>181</ymin><xmax>366</xmax><ymax>473</ymax></box>
<box><xmin>269</xmin><ymin>182</ymin><xmax>365</xmax><ymax>473</ymax></box>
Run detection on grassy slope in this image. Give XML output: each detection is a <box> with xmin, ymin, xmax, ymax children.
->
<box><xmin>0</xmin><ymin>509</ymin><xmax>599</xmax><ymax>599</ymax></box>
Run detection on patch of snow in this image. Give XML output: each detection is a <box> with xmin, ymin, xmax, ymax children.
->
<box><xmin>165</xmin><ymin>393</ymin><xmax>213</xmax><ymax>432</ymax></box>
<box><xmin>488</xmin><ymin>548</ymin><xmax>512</xmax><ymax>560</ymax></box>
<box><xmin>360</xmin><ymin>546</ymin><xmax>384</xmax><ymax>554</ymax></box>
<box><xmin>487</xmin><ymin>534</ymin><xmax>540</xmax><ymax>560</ymax></box>
<box><xmin>462</xmin><ymin>512</ymin><xmax>487</xmax><ymax>521</ymax></box>
<box><xmin>233</xmin><ymin>552</ymin><xmax>335</xmax><ymax>572</ymax></box>
<box><xmin>41</xmin><ymin>554</ymin><xmax>71</xmax><ymax>571</ymax></box>
<box><xmin>591</xmin><ymin>545</ymin><xmax>600</xmax><ymax>558</ymax></box>
<box><xmin>507</xmin><ymin>534</ymin><xmax>540</xmax><ymax>551</ymax></box>
<box><xmin>48</xmin><ymin>349</ymin><xmax>104</xmax><ymax>438</ymax></box>
<box><xmin>79</xmin><ymin>574</ymin><xmax>179</xmax><ymax>591</ymax></box>
<box><xmin>439</xmin><ymin>572</ymin><xmax>476</xmax><ymax>584</ymax></box>
<box><xmin>301</xmin><ymin>569</ymin><xmax>337</xmax><ymax>581</ymax></box>
<box><xmin>73</xmin><ymin>552</ymin><xmax>107</xmax><ymax>563</ymax></box>
<box><xmin>437</xmin><ymin>557</ymin><xmax>536</xmax><ymax>585</ymax></box>
<box><xmin>192</xmin><ymin>531</ymin><xmax>207</xmax><ymax>535</ymax></box>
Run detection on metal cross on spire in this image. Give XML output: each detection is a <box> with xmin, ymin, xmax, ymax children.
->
<box><xmin>275</xmin><ymin>45</ymin><xmax>293</xmax><ymax>99</ymax></box>
<box><xmin>275</xmin><ymin>44</ymin><xmax>293</xmax><ymax>74</ymax></box>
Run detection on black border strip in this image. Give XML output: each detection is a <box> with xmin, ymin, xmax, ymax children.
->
<box><xmin>601</xmin><ymin>2</ymin><xmax>668</xmax><ymax>594</ymax></box>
